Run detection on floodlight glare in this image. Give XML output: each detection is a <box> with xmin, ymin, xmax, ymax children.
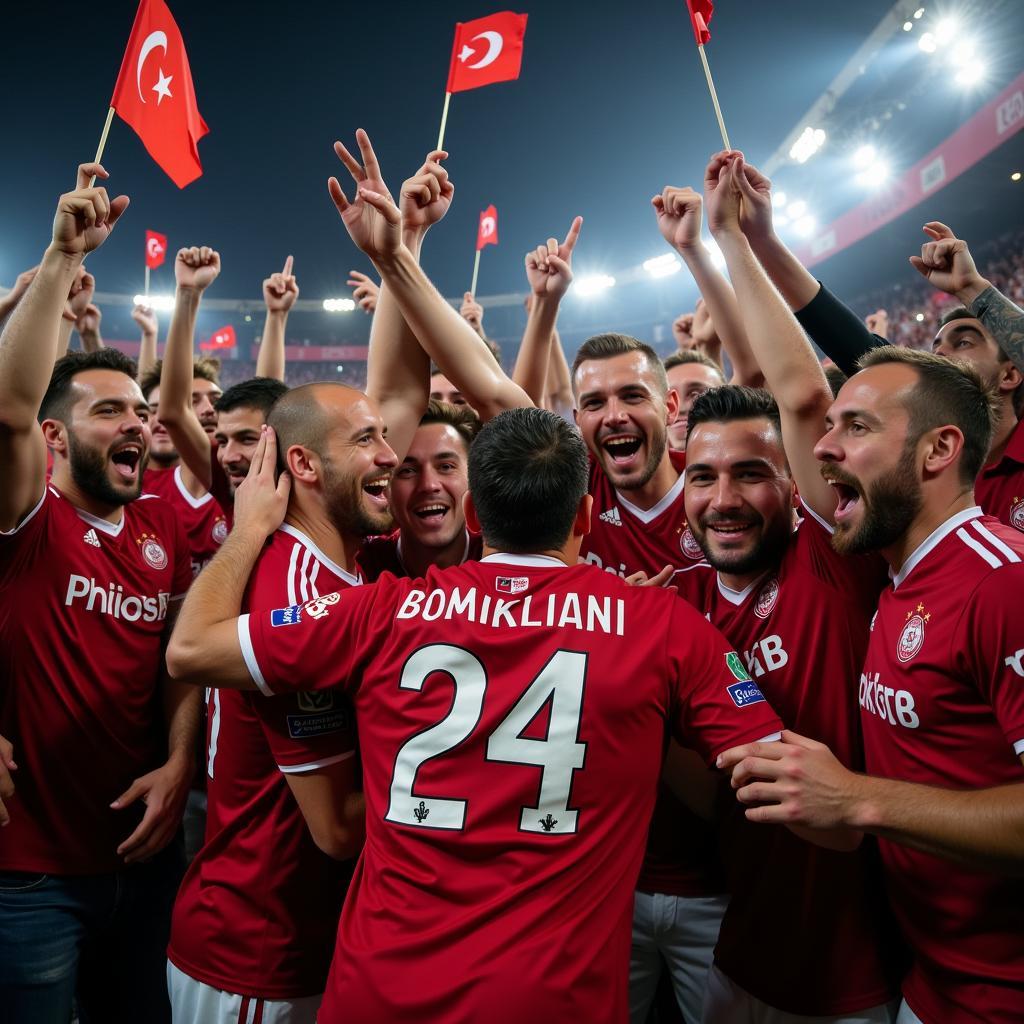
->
<box><xmin>773</xmin><ymin>191</ymin><xmax>788</xmax><ymax>209</ymax></box>
<box><xmin>915</xmin><ymin>313</ymin><xmax>925</xmax><ymax>322</ymax></box>
<box><xmin>703</xmin><ymin>239</ymin><xmax>726</xmax><ymax>271</ymax></box>
<box><xmin>789</xmin><ymin>126</ymin><xmax>827</xmax><ymax>164</ymax></box>
<box><xmin>951</xmin><ymin>40</ymin><xmax>976</xmax><ymax>66</ymax></box>
<box><xmin>574</xmin><ymin>274</ymin><xmax>616</xmax><ymax>297</ymax></box>
<box><xmin>903</xmin><ymin>21</ymin><xmax>913</xmax><ymax>31</ymax></box>
<box><xmin>793</xmin><ymin>215</ymin><xmax>817</xmax><ymax>239</ymax></box>
<box><xmin>322</xmin><ymin>298</ymin><xmax>356</xmax><ymax>312</ymax></box>
<box><xmin>133</xmin><ymin>294</ymin><xmax>175</xmax><ymax>311</ymax></box>
<box><xmin>913</xmin><ymin>7</ymin><xmax>925</xmax><ymax>18</ymax></box>
<box><xmin>935</xmin><ymin>18</ymin><xmax>957</xmax><ymax>45</ymax></box>
<box><xmin>918</xmin><ymin>32</ymin><xmax>937</xmax><ymax>53</ymax></box>
<box><xmin>857</xmin><ymin>160</ymin><xmax>890</xmax><ymax>188</ymax></box>
<box><xmin>643</xmin><ymin>254</ymin><xmax>681</xmax><ymax>278</ymax></box>
<box><xmin>955</xmin><ymin>63</ymin><xmax>986</xmax><ymax>86</ymax></box>
<box><xmin>787</xmin><ymin>199</ymin><xmax>808</xmax><ymax>219</ymax></box>
<box><xmin>774</xmin><ymin>212</ymin><xmax>791</xmax><ymax>229</ymax></box>
<box><xmin>1012</xmin><ymin>172</ymin><xmax>1022</xmax><ymax>182</ymax></box>
<box><xmin>853</xmin><ymin>144</ymin><xmax>876</xmax><ymax>169</ymax></box>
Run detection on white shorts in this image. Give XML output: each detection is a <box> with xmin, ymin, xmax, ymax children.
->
<box><xmin>167</xmin><ymin>960</ymin><xmax>323</xmax><ymax>1024</ymax></box>
<box><xmin>702</xmin><ymin>964</ymin><xmax>898</xmax><ymax>1024</ymax></box>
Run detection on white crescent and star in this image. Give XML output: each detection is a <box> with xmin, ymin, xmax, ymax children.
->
<box><xmin>147</xmin><ymin>237</ymin><xmax>164</xmax><ymax>258</ymax></box>
<box><xmin>136</xmin><ymin>30</ymin><xmax>173</xmax><ymax>105</ymax></box>
<box><xmin>458</xmin><ymin>30</ymin><xmax>504</xmax><ymax>69</ymax></box>
<box><xmin>480</xmin><ymin>216</ymin><xmax>496</xmax><ymax>237</ymax></box>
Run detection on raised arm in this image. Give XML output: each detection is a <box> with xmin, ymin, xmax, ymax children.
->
<box><xmin>910</xmin><ymin>221</ymin><xmax>1024</xmax><ymax>374</ymax></box>
<box><xmin>653</xmin><ymin>184</ymin><xmax>762</xmax><ymax>386</ymax></box>
<box><xmin>59</xmin><ymin>265</ymin><xmax>94</xmax><ymax>357</ymax></box>
<box><xmin>546</xmin><ymin>327</ymin><xmax>574</xmax><ymax>417</ymax></box>
<box><xmin>256</xmin><ymin>255</ymin><xmax>297</xmax><ymax>382</ymax></box>
<box><xmin>707</xmin><ymin>154</ymin><xmax>836</xmax><ymax>523</ymax></box>
<box><xmin>76</xmin><ymin>302</ymin><xmax>104</xmax><ymax>353</ymax></box>
<box><xmin>133</xmin><ymin>304</ymin><xmax>159</xmax><ymax>381</ymax></box>
<box><xmin>0</xmin><ymin>266</ymin><xmax>39</xmax><ymax>333</ymax></box>
<box><xmin>160</xmin><ymin>246</ymin><xmax>222</xmax><ymax>490</ymax></box>
<box><xmin>327</xmin><ymin>130</ymin><xmax>532</xmax><ymax>420</ymax></box>
<box><xmin>0</xmin><ymin>162</ymin><xmax>128</xmax><ymax>531</ymax></box>
<box><xmin>512</xmin><ymin>217</ymin><xmax>582</xmax><ymax>405</ymax></box>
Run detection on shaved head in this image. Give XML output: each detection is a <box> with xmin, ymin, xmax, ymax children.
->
<box><xmin>267</xmin><ymin>382</ymin><xmax>365</xmax><ymax>467</ymax></box>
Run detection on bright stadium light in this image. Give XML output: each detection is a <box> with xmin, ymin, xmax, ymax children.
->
<box><xmin>915</xmin><ymin>312</ymin><xmax>925</xmax><ymax>322</ymax></box>
<box><xmin>1012</xmin><ymin>172</ymin><xmax>1022</xmax><ymax>182</ymax></box>
<box><xmin>574</xmin><ymin>274</ymin><xmax>616</xmax><ymax>297</ymax></box>
<box><xmin>857</xmin><ymin>160</ymin><xmax>890</xmax><ymax>188</ymax></box>
<box><xmin>773</xmin><ymin>191</ymin><xmax>788</xmax><ymax>209</ymax></box>
<box><xmin>643</xmin><ymin>253</ymin><xmax>681</xmax><ymax>278</ymax></box>
<box><xmin>918</xmin><ymin>32</ymin><xmax>937</xmax><ymax>53</ymax></box>
<box><xmin>913</xmin><ymin>7</ymin><xmax>925</xmax><ymax>18</ymax></box>
<box><xmin>955</xmin><ymin>63</ymin><xmax>986</xmax><ymax>86</ymax></box>
<box><xmin>793</xmin><ymin>215</ymin><xmax>817</xmax><ymax>239</ymax></box>
<box><xmin>322</xmin><ymin>298</ymin><xmax>356</xmax><ymax>312</ymax></box>
<box><xmin>787</xmin><ymin>199</ymin><xmax>808</xmax><ymax>219</ymax></box>
<box><xmin>853</xmin><ymin>144</ymin><xmax>876</xmax><ymax>169</ymax></box>
<box><xmin>935</xmin><ymin>18</ymin><xmax>958</xmax><ymax>45</ymax></box>
<box><xmin>903</xmin><ymin>20</ymin><xmax>913</xmax><ymax>31</ymax></box>
<box><xmin>774</xmin><ymin>212</ymin><xmax>791</xmax><ymax>229</ymax></box>
<box><xmin>133</xmin><ymin>294</ymin><xmax>174</xmax><ymax>310</ymax></box>
<box><xmin>789</xmin><ymin>126</ymin><xmax>826</xmax><ymax>164</ymax></box>
<box><xmin>951</xmin><ymin>40</ymin><xmax>976</xmax><ymax>65</ymax></box>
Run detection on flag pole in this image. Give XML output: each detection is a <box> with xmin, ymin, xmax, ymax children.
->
<box><xmin>436</xmin><ymin>92</ymin><xmax>453</xmax><ymax>152</ymax></box>
<box><xmin>696</xmin><ymin>45</ymin><xmax>730</xmax><ymax>150</ymax></box>
<box><xmin>144</xmin><ymin>264</ymin><xmax>150</xmax><ymax>299</ymax></box>
<box><xmin>470</xmin><ymin>249</ymin><xmax>482</xmax><ymax>298</ymax></box>
<box><xmin>88</xmin><ymin>107</ymin><xmax>116</xmax><ymax>187</ymax></box>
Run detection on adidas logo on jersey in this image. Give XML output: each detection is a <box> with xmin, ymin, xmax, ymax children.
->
<box><xmin>83</xmin><ymin>528</ymin><xmax>101</xmax><ymax>548</ymax></box>
<box><xmin>598</xmin><ymin>507</ymin><xmax>622</xmax><ymax>526</ymax></box>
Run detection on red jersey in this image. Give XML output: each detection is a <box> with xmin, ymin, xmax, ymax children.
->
<box><xmin>975</xmin><ymin>416</ymin><xmax>1024</xmax><ymax>533</ymax></box>
<box><xmin>168</xmin><ymin>523</ymin><xmax>360</xmax><ymax>999</ymax></box>
<box><xmin>860</xmin><ymin>507</ymin><xmax>1024</xmax><ymax>1023</ymax></box>
<box><xmin>143</xmin><ymin>464</ymin><xmax>228</xmax><ymax>577</ymax></box>
<box><xmin>240</xmin><ymin>555</ymin><xmax>782</xmax><ymax>1024</ymax></box>
<box><xmin>358</xmin><ymin>529</ymin><xmax>483</xmax><ymax>581</ymax></box>
<box><xmin>675</xmin><ymin>508</ymin><xmax>902</xmax><ymax>1014</ymax></box>
<box><xmin>0</xmin><ymin>486</ymin><xmax>191</xmax><ymax>874</ymax></box>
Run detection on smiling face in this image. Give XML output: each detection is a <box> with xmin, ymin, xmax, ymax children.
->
<box><xmin>389</xmin><ymin>422</ymin><xmax>470</xmax><ymax>551</ymax></box>
<box><xmin>666</xmin><ymin>361</ymin><xmax>725</xmax><ymax>451</ymax></box>
<box><xmin>192</xmin><ymin>378</ymin><xmax>222</xmax><ymax>435</ymax></box>
<box><xmin>684</xmin><ymin>417</ymin><xmax>795</xmax><ymax>581</ymax></box>
<box><xmin>574</xmin><ymin>352</ymin><xmax>678</xmax><ymax>492</ymax></box>
<box><xmin>50</xmin><ymin>369</ymin><xmax>152</xmax><ymax>507</ymax></box>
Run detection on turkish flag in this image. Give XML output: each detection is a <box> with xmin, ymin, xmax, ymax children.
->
<box><xmin>200</xmin><ymin>325</ymin><xmax>236</xmax><ymax>351</ymax></box>
<box><xmin>447</xmin><ymin>11</ymin><xmax>528</xmax><ymax>94</ymax></box>
<box><xmin>476</xmin><ymin>205</ymin><xmax>499</xmax><ymax>251</ymax></box>
<box><xmin>685</xmin><ymin>0</ymin><xmax>714</xmax><ymax>45</ymax></box>
<box><xmin>145</xmin><ymin>229</ymin><xmax>168</xmax><ymax>269</ymax></box>
<box><xmin>110</xmin><ymin>0</ymin><xmax>209</xmax><ymax>188</ymax></box>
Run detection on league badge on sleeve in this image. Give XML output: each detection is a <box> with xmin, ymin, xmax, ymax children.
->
<box><xmin>897</xmin><ymin>604</ymin><xmax>930</xmax><ymax>663</ymax></box>
<box><xmin>271</xmin><ymin>605</ymin><xmax>303</xmax><ymax>627</ymax></box>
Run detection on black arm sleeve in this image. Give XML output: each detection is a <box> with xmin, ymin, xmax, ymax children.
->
<box><xmin>794</xmin><ymin>281</ymin><xmax>885</xmax><ymax>377</ymax></box>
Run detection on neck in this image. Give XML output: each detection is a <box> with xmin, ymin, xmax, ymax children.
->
<box><xmin>284</xmin><ymin>503</ymin><xmax>362</xmax><ymax>576</ymax></box>
<box><xmin>986</xmin><ymin>398</ymin><xmax>1018</xmax><ymax>466</ymax></box>
<box><xmin>882</xmin><ymin>489</ymin><xmax>977</xmax><ymax>576</ymax></box>
<box><xmin>718</xmin><ymin>564</ymin><xmax>774</xmax><ymax>595</ymax></box>
<box><xmin>481</xmin><ymin>538</ymin><xmax>581</xmax><ymax>567</ymax></box>
<box><xmin>619</xmin><ymin>451</ymin><xmax>679</xmax><ymax>511</ymax></box>
<box><xmin>400</xmin><ymin>528</ymin><xmax>468</xmax><ymax>579</ymax></box>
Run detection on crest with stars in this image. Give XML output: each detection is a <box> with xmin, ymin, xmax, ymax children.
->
<box><xmin>897</xmin><ymin>603</ymin><xmax>931</xmax><ymax>664</ymax></box>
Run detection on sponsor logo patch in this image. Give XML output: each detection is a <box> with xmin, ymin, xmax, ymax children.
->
<box><xmin>271</xmin><ymin>605</ymin><xmax>303</xmax><ymax>627</ymax></box>
<box><xmin>496</xmin><ymin>575</ymin><xmax>529</xmax><ymax>594</ymax></box>
<box><xmin>726</xmin><ymin>651</ymin><xmax>752</xmax><ymax>682</ymax></box>
<box><xmin>303</xmin><ymin>592</ymin><xmax>342</xmax><ymax>619</ymax></box>
<box><xmin>754</xmin><ymin>577</ymin><xmax>779</xmax><ymax>619</ymax></box>
<box><xmin>136</xmin><ymin>532</ymin><xmax>168</xmax><ymax>571</ymax></box>
<box><xmin>897</xmin><ymin>604</ymin><xmax>930</xmax><ymax>663</ymax></box>
<box><xmin>598</xmin><ymin>507</ymin><xmax>622</xmax><ymax>526</ymax></box>
<box><xmin>727</xmin><ymin>680</ymin><xmax>767</xmax><ymax>708</ymax></box>
<box><xmin>287</xmin><ymin>706</ymin><xmax>349</xmax><ymax>739</ymax></box>
<box><xmin>83</xmin><ymin>528</ymin><xmax>101</xmax><ymax>548</ymax></box>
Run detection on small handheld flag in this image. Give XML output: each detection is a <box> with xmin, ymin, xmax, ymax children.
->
<box><xmin>200</xmin><ymin>325</ymin><xmax>236</xmax><ymax>351</ymax></box>
<box><xmin>145</xmin><ymin>230</ymin><xmax>168</xmax><ymax>269</ymax></box>
<box><xmin>682</xmin><ymin>0</ymin><xmax>729</xmax><ymax>149</ymax></box>
<box><xmin>476</xmin><ymin>205</ymin><xmax>499</xmax><ymax>251</ymax></box>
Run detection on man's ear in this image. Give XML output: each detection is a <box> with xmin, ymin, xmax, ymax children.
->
<box><xmin>574</xmin><ymin>492</ymin><xmax>594</xmax><ymax>538</ymax></box>
<box><xmin>463</xmin><ymin>490</ymin><xmax>481</xmax><ymax>535</ymax></box>
<box><xmin>40</xmin><ymin>418</ymin><xmax>67</xmax><ymax>456</ymax></box>
<box><xmin>285</xmin><ymin>445</ymin><xmax>319</xmax><ymax>485</ymax></box>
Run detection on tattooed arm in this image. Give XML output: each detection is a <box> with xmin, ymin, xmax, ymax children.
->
<box><xmin>970</xmin><ymin>287</ymin><xmax>1024</xmax><ymax>373</ymax></box>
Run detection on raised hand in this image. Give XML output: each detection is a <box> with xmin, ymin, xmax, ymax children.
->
<box><xmin>327</xmin><ymin>129</ymin><xmax>402</xmax><ymax>262</ymax></box>
<box><xmin>175</xmin><ymin>246</ymin><xmax>221</xmax><ymax>293</ymax></box>
<box><xmin>8</xmin><ymin>266</ymin><xmax>39</xmax><ymax>305</ymax></box>
<box><xmin>703</xmin><ymin>150</ymin><xmax>744</xmax><ymax>237</ymax></box>
<box><xmin>865</xmin><ymin>309</ymin><xmax>889</xmax><ymax>338</ymax></box>
<box><xmin>51</xmin><ymin>163</ymin><xmax>130</xmax><ymax>258</ymax></box>
<box><xmin>909</xmin><ymin>222</ymin><xmax>986</xmax><ymax>298</ymax></box>
<box><xmin>347</xmin><ymin>270</ymin><xmax>379</xmax><ymax>314</ymax></box>
<box><xmin>672</xmin><ymin>312</ymin><xmax>696</xmax><ymax>350</ymax></box>
<box><xmin>232</xmin><ymin>425</ymin><xmax>291</xmax><ymax>539</ymax></box>
<box><xmin>263</xmin><ymin>254</ymin><xmax>299</xmax><ymax>313</ymax></box>
<box><xmin>77</xmin><ymin>303</ymin><xmax>102</xmax><ymax>335</ymax></box>
<box><xmin>63</xmin><ymin>266</ymin><xmax>95</xmax><ymax>323</ymax></box>
<box><xmin>525</xmin><ymin>216</ymin><xmax>583</xmax><ymax>300</ymax></box>
<box><xmin>692</xmin><ymin>298</ymin><xmax>718</xmax><ymax>346</ymax></box>
<box><xmin>131</xmin><ymin>303</ymin><xmax>158</xmax><ymax>336</ymax></box>
<box><xmin>652</xmin><ymin>186</ymin><xmax>703</xmax><ymax>251</ymax></box>
<box><xmin>460</xmin><ymin>291</ymin><xmax>484</xmax><ymax>331</ymax></box>
<box><xmin>400</xmin><ymin>150</ymin><xmax>455</xmax><ymax>235</ymax></box>
<box><xmin>731</xmin><ymin>157</ymin><xmax>774</xmax><ymax>242</ymax></box>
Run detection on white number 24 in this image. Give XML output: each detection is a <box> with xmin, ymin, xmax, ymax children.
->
<box><xmin>386</xmin><ymin>644</ymin><xmax>588</xmax><ymax>835</ymax></box>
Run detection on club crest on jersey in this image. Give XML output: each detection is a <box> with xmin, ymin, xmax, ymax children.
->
<box><xmin>1010</xmin><ymin>496</ymin><xmax>1024</xmax><ymax>532</ymax></box>
<box><xmin>727</xmin><ymin>680</ymin><xmax>767</xmax><ymax>708</ymax></box>
<box><xmin>297</xmin><ymin>691</ymin><xmax>335</xmax><ymax>712</ymax></box>
<box><xmin>679</xmin><ymin>525</ymin><xmax>704</xmax><ymax>561</ymax></box>
<box><xmin>897</xmin><ymin>604</ymin><xmax>931</xmax><ymax>663</ymax></box>
<box><xmin>271</xmin><ymin>605</ymin><xmax>302</xmax><ymax>627</ymax></box>
<box><xmin>496</xmin><ymin>575</ymin><xmax>529</xmax><ymax>594</ymax></box>
<box><xmin>211</xmin><ymin>517</ymin><xmax>228</xmax><ymax>545</ymax></box>
<box><xmin>136</xmin><ymin>532</ymin><xmax>168</xmax><ymax>571</ymax></box>
<box><xmin>754</xmin><ymin>577</ymin><xmax>779</xmax><ymax>619</ymax></box>
<box><xmin>598</xmin><ymin>507</ymin><xmax>622</xmax><ymax>527</ymax></box>
<box><xmin>303</xmin><ymin>592</ymin><xmax>341</xmax><ymax>619</ymax></box>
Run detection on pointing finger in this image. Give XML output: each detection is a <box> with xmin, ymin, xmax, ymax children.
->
<box><xmin>354</xmin><ymin>129</ymin><xmax>382</xmax><ymax>183</ymax></box>
<box><xmin>333</xmin><ymin>141</ymin><xmax>364</xmax><ymax>184</ymax></box>
<box><xmin>282</xmin><ymin>255</ymin><xmax>293</xmax><ymax>278</ymax></box>
<box><xmin>563</xmin><ymin>215</ymin><xmax>583</xmax><ymax>252</ymax></box>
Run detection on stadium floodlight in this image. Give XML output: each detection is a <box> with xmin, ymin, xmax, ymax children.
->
<box><xmin>322</xmin><ymin>298</ymin><xmax>356</xmax><ymax>312</ymax></box>
<box><xmin>903</xmin><ymin>21</ymin><xmax>913</xmax><ymax>31</ymax></box>
<box><xmin>951</xmin><ymin>40</ymin><xmax>976</xmax><ymax>65</ymax></box>
<box><xmin>853</xmin><ymin>144</ymin><xmax>877</xmax><ymax>169</ymax></box>
<box><xmin>793</xmin><ymin>215</ymin><xmax>817</xmax><ymax>239</ymax></box>
<box><xmin>1012</xmin><ymin>172</ymin><xmax>1022</xmax><ymax>182</ymax></box>
<box><xmin>336</xmin><ymin>364</ymin><xmax>345</xmax><ymax>372</ymax></box>
<box><xmin>574</xmin><ymin>274</ymin><xmax>616</xmax><ymax>297</ymax></box>
<box><xmin>955</xmin><ymin>62</ymin><xmax>986</xmax><ymax>87</ymax></box>
<box><xmin>857</xmin><ymin>160</ymin><xmax>890</xmax><ymax>188</ymax></box>
<box><xmin>789</xmin><ymin>126</ymin><xmax>827</xmax><ymax>164</ymax></box>
<box><xmin>915</xmin><ymin>313</ymin><xmax>925</xmax><ymax>322</ymax></box>
<box><xmin>773</xmin><ymin>191</ymin><xmax>788</xmax><ymax>209</ymax></box>
<box><xmin>133</xmin><ymin>294</ymin><xmax>175</xmax><ymax>311</ymax></box>
<box><xmin>643</xmin><ymin>254</ymin><xmax>681</xmax><ymax>278</ymax></box>
<box><xmin>913</xmin><ymin>7</ymin><xmax>925</xmax><ymax>18</ymax></box>
<box><xmin>787</xmin><ymin>199</ymin><xmax>808</xmax><ymax>219</ymax></box>
<box><xmin>918</xmin><ymin>32</ymin><xmax>937</xmax><ymax>53</ymax></box>
<box><xmin>935</xmin><ymin>18</ymin><xmax>957</xmax><ymax>45</ymax></box>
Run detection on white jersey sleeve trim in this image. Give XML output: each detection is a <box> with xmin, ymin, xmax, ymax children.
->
<box><xmin>1013</xmin><ymin>738</ymin><xmax>1024</xmax><ymax>757</ymax></box>
<box><xmin>0</xmin><ymin>487</ymin><xmax>47</xmax><ymax>536</ymax></box>
<box><xmin>799</xmin><ymin>501</ymin><xmax>835</xmax><ymax>535</ymax></box>
<box><xmin>237</xmin><ymin>614</ymin><xmax>273</xmax><ymax>696</ymax></box>
<box><xmin>277</xmin><ymin>749</ymin><xmax>356</xmax><ymax>774</ymax></box>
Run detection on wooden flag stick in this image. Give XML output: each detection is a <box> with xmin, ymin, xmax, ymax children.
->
<box><xmin>89</xmin><ymin>107</ymin><xmax>116</xmax><ymax>187</ymax></box>
<box><xmin>436</xmin><ymin>92</ymin><xmax>453</xmax><ymax>152</ymax></box>
<box><xmin>696</xmin><ymin>45</ymin><xmax>730</xmax><ymax>150</ymax></box>
<box><xmin>469</xmin><ymin>249</ymin><xmax>482</xmax><ymax>298</ymax></box>
<box><xmin>144</xmin><ymin>264</ymin><xmax>150</xmax><ymax>299</ymax></box>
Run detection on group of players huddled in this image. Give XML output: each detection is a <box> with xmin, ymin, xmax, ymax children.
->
<box><xmin>1</xmin><ymin>135</ymin><xmax>1022</xmax><ymax>1024</ymax></box>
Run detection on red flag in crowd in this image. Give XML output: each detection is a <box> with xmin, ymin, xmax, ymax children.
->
<box><xmin>476</xmin><ymin>205</ymin><xmax>499</xmax><ymax>251</ymax></box>
<box><xmin>200</xmin><ymin>325</ymin><xmax>236</xmax><ymax>351</ymax></box>
<box><xmin>447</xmin><ymin>11</ymin><xmax>528</xmax><ymax>93</ymax></box>
<box><xmin>110</xmin><ymin>0</ymin><xmax>209</xmax><ymax>188</ymax></box>
<box><xmin>685</xmin><ymin>0</ymin><xmax>714</xmax><ymax>45</ymax></box>
<box><xmin>145</xmin><ymin>229</ymin><xmax>168</xmax><ymax>269</ymax></box>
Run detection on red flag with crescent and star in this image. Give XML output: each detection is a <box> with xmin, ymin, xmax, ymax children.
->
<box><xmin>685</xmin><ymin>0</ymin><xmax>714</xmax><ymax>45</ymax></box>
<box><xmin>145</xmin><ymin>229</ymin><xmax>167</xmax><ymax>269</ymax></box>
<box><xmin>110</xmin><ymin>0</ymin><xmax>208</xmax><ymax>188</ymax></box>
<box><xmin>447</xmin><ymin>11</ymin><xmax>528</xmax><ymax>94</ymax></box>
<box><xmin>476</xmin><ymin>205</ymin><xmax>499</xmax><ymax>251</ymax></box>
<box><xmin>200</xmin><ymin>325</ymin><xmax>236</xmax><ymax>352</ymax></box>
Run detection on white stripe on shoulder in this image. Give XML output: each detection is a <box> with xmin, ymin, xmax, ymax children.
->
<box><xmin>237</xmin><ymin>615</ymin><xmax>273</xmax><ymax>696</ymax></box>
<box><xmin>970</xmin><ymin>520</ymin><xmax>1021</xmax><ymax>564</ymax></box>
<box><xmin>956</xmin><ymin>527</ymin><xmax>1002</xmax><ymax>568</ymax></box>
<box><xmin>286</xmin><ymin>542</ymin><xmax>301</xmax><ymax>606</ymax></box>
<box><xmin>277</xmin><ymin>749</ymin><xmax>356</xmax><ymax>774</ymax></box>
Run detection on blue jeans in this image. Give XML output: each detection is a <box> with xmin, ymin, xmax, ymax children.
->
<box><xmin>0</xmin><ymin>839</ymin><xmax>185</xmax><ymax>1024</ymax></box>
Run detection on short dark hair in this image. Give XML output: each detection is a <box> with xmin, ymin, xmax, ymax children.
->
<box><xmin>856</xmin><ymin>345</ymin><xmax>998</xmax><ymax>484</ymax></box>
<box><xmin>938</xmin><ymin>305</ymin><xmax>974</xmax><ymax>330</ymax></box>
<box><xmin>823</xmin><ymin>364</ymin><xmax>848</xmax><ymax>398</ymax></box>
<box><xmin>139</xmin><ymin>356</ymin><xmax>221</xmax><ymax>401</ymax></box>
<box><xmin>686</xmin><ymin>385</ymin><xmax>783</xmax><ymax>445</ymax></box>
<box><xmin>215</xmin><ymin>377</ymin><xmax>288</xmax><ymax>417</ymax></box>
<box><xmin>468</xmin><ymin>408</ymin><xmax>588</xmax><ymax>553</ymax></box>
<box><xmin>663</xmin><ymin>350</ymin><xmax>726</xmax><ymax>378</ymax></box>
<box><xmin>40</xmin><ymin>349</ymin><xmax>139</xmax><ymax>424</ymax></box>
<box><xmin>571</xmin><ymin>333</ymin><xmax>668</xmax><ymax>395</ymax></box>
<box><xmin>418</xmin><ymin>399</ymin><xmax>481</xmax><ymax>452</ymax></box>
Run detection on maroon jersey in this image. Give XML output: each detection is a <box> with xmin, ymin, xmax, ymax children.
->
<box><xmin>975</xmin><ymin>416</ymin><xmax>1024</xmax><ymax>533</ymax></box>
<box><xmin>240</xmin><ymin>555</ymin><xmax>782</xmax><ymax>1024</ymax></box>
<box><xmin>143</xmin><ymin>464</ymin><xmax>228</xmax><ymax>577</ymax></box>
<box><xmin>675</xmin><ymin>508</ymin><xmax>902</xmax><ymax>1015</ymax></box>
<box><xmin>168</xmin><ymin>523</ymin><xmax>359</xmax><ymax>999</ymax></box>
<box><xmin>0</xmin><ymin>486</ymin><xmax>190</xmax><ymax>874</ymax></box>
<box><xmin>861</xmin><ymin>507</ymin><xmax>1024</xmax><ymax>1023</ymax></box>
<box><xmin>358</xmin><ymin>528</ymin><xmax>483</xmax><ymax>581</ymax></box>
